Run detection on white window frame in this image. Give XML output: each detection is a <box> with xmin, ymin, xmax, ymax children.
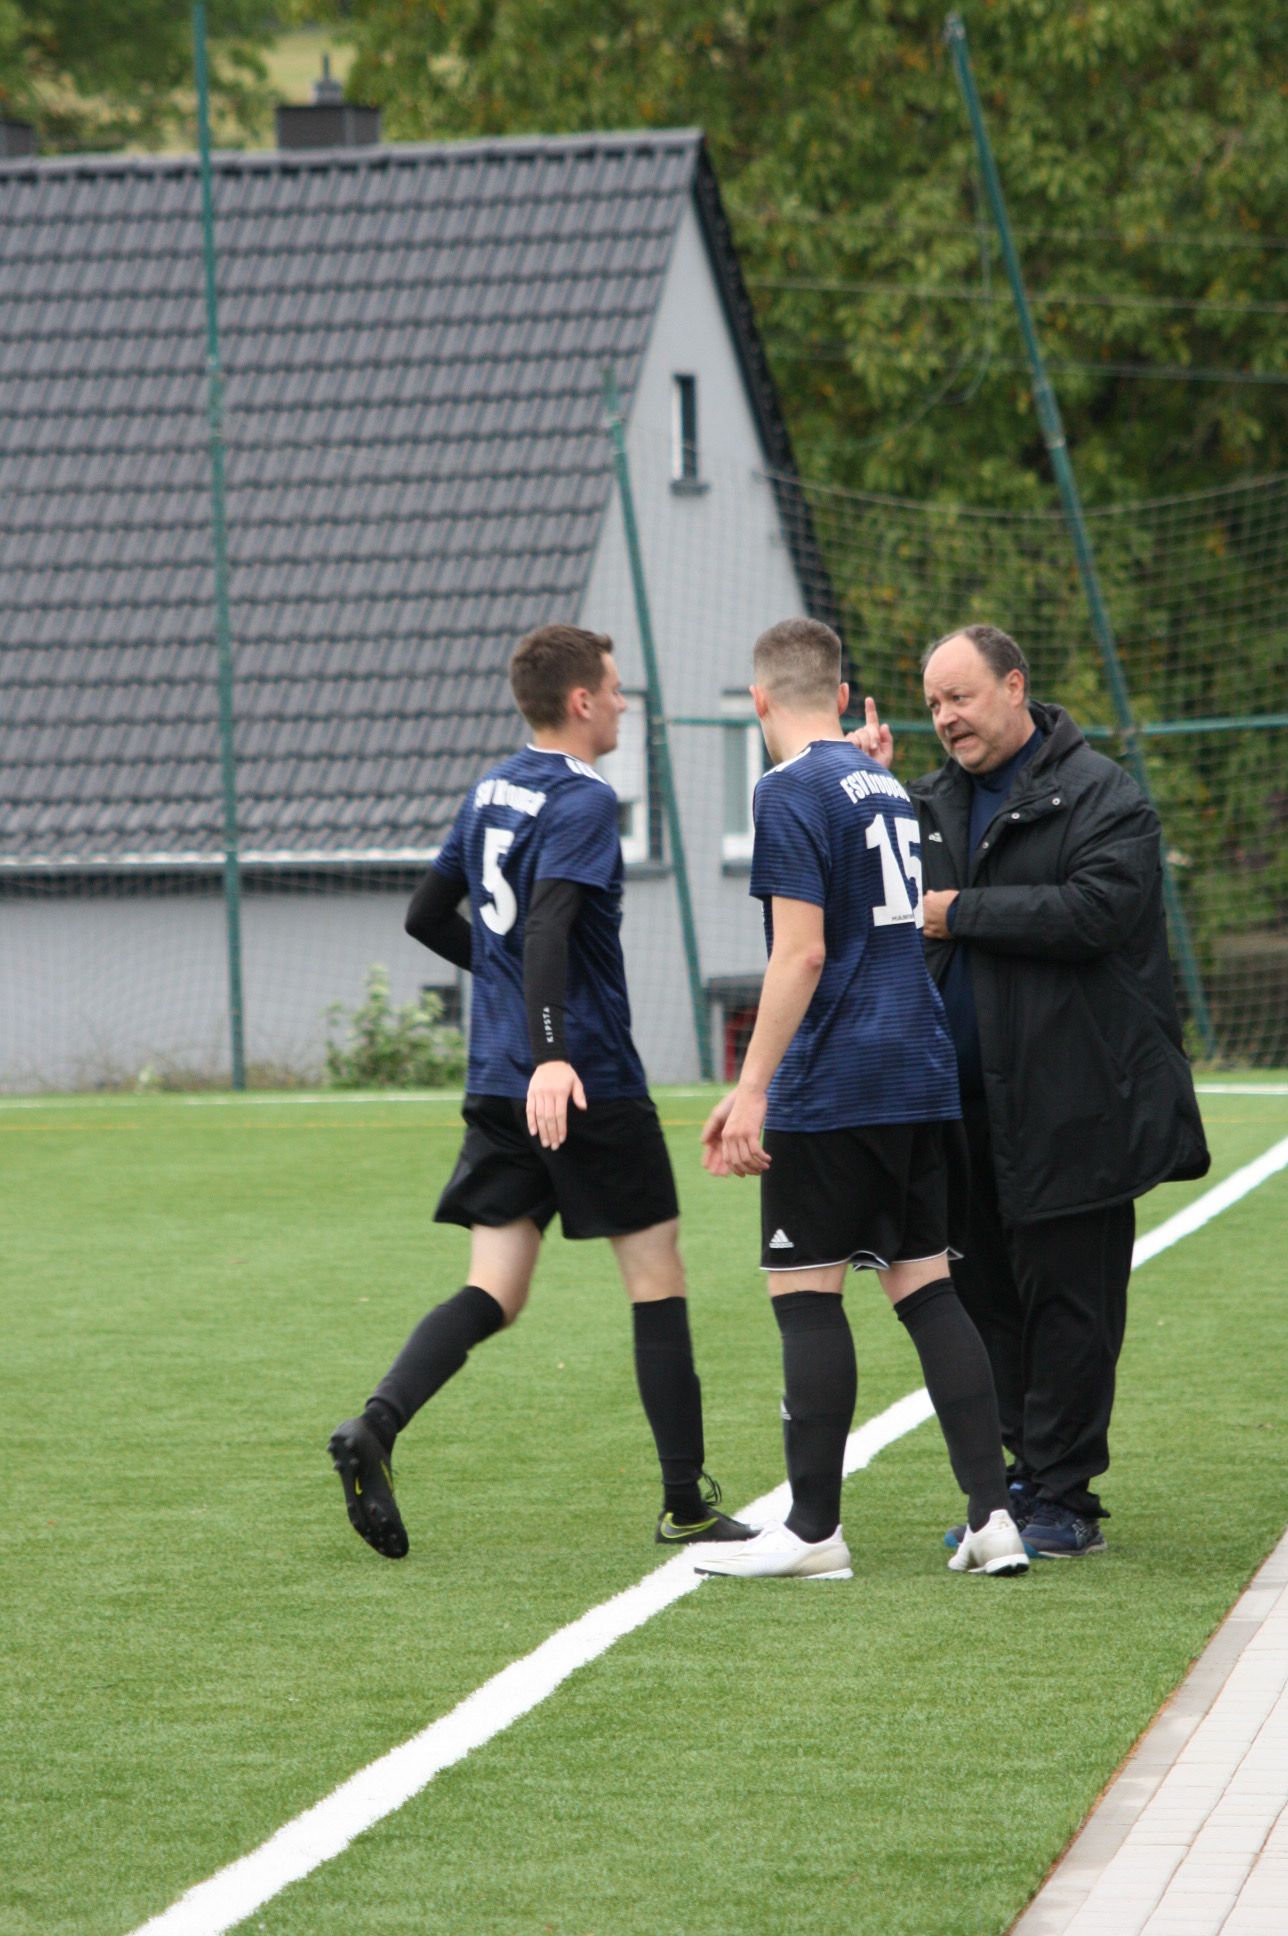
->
<box><xmin>599</xmin><ymin>692</ymin><xmax>651</xmax><ymax>864</ymax></box>
<box><xmin>671</xmin><ymin>373</ymin><xmax>699</xmax><ymax>482</ymax></box>
<box><xmin>721</xmin><ymin>692</ymin><xmax>763</xmax><ymax>863</ymax></box>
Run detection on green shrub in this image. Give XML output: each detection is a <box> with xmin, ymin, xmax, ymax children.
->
<box><xmin>324</xmin><ymin>965</ymin><xmax>467</xmax><ymax>1089</ymax></box>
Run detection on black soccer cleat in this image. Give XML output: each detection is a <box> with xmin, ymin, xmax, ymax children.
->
<box><xmin>655</xmin><ymin>1507</ymin><xmax>757</xmax><ymax>1545</ymax></box>
<box><xmin>327</xmin><ymin>1416</ymin><xmax>409</xmax><ymax>1560</ymax></box>
<box><xmin>655</xmin><ymin>1472</ymin><xmax>754</xmax><ymax>1545</ymax></box>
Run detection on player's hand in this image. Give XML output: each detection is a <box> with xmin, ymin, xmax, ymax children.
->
<box><xmin>922</xmin><ymin>889</ymin><xmax>959</xmax><ymax>940</ymax></box>
<box><xmin>846</xmin><ymin>696</ymin><xmax>894</xmax><ymax>769</ymax></box>
<box><xmin>526</xmin><ymin>1060</ymin><xmax>587</xmax><ymax>1150</ymax></box>
<box><xmin>703</xmin><ymin>1085</ymin><xmax>770</xmax><ymax>1177</ymax></box>
<box><xmin>700</xmin><ymin>1091</ymin><xmax>737</xmax><ymax>1176</ymax></box>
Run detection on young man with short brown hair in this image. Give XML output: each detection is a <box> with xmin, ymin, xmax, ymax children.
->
<box><xmin>329</xmin><ymin>624</ymin><xmax>750</xmax><ymax>1560</ymax></box>
<box><xmin>697</xmin><ymin>618</ymin><xmax>1027</xmax><ymax>1581</ymax></box>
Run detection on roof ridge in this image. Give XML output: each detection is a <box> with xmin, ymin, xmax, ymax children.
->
<box><xmin>0</xmin><ymin>126</ymin><xmax>706</xmax><ymax>180</ymax></box>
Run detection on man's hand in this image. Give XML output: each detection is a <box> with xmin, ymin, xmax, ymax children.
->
<box><xmin>526</xmin><ymin>1060</ymin><xmax>587</xmax><ymax>1150</ymax></box>
<box><xmin>700</xmin><ymin>1091</ymin><xmax>736</xmax><ymax>1175</ymax></box>
<box><xmin>701</xmin><ymin>1085</ymin><xmax>770</xmax><ymax>1177</ymax></box>
<box><xmin>845</xmin><ymin>695</ymin><xmax>894</xmax><ymax>769</ymax></box>
<box><xmin>922</xmin><ymin>889</ymin><xmax>959</xmax><ymax>940</ymax></box>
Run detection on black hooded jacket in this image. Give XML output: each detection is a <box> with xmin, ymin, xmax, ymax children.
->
<box><xmin>908</xmin><ymin>700</ymin><xmax>1210</xmax><ymax>1223</ymax></box>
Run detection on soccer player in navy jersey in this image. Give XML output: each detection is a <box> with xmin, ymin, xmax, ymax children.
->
<box><xmin>328</xmin><ymin>623</ymin><xmax>751</xmax><ymax>1561</ymax></box>
<box><xmin>696</xmin><ymin>617</ymin><xmax>1027</xmax><ymax>1580</ymax></box>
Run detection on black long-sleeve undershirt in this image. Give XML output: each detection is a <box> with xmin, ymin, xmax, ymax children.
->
<box><xmin>524</xmin><ymin>878</ymin><xmax>583</xmax><ymax>1065</ymax></box>
<box><xmin>404</xmin><ymin>864</ymin><xmax>472</xmax><ymax>971</ymax></box>
<box><xmin>404</xmin><ymin>865</ymin><xmax>583</xmax><ymax>1066</ymax></box>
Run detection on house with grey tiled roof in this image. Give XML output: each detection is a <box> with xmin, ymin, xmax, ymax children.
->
<box><xmin>0</xmin><ymin>121</ymin><xmax>829</xmax><ymax>1089</ymax></box>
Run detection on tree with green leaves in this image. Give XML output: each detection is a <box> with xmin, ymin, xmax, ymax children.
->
<box><xmin>0</xmin><ymin>0</ymin><xmax>277</xmax><ymax>152</ymax></box>
<box><xmin>335</xmin><ymin>0</ymin><xmax>1288</xmax><ymax>1024</ymax></box>
<box><xmin>338</xmin><ymin>0</ymin><xmax>1288</xmax><ymax>509</ymax></box>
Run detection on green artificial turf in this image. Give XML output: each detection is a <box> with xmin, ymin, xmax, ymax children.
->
<box><xmin>1</xmin><ymin>1086</ymin><xmax>1284</xmax><ymax>1935</ymax></box>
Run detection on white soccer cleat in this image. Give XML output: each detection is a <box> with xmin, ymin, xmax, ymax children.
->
<box><xmin>946</xmin><ymin>1507</ymin><xmax>1030</xmax><ymax>1577</ymax></box>
<box><xmin>694</xmin><ymin>1522</ymin><xmax>853</xmax><ymax>1580</ymax></box>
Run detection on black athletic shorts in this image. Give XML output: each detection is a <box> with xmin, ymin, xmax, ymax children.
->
<box><xmin>435</xmin><ymin>1093</ymin><xmax>679</xmax><ymax>1241</ymax></box>
<box><xmin>759</xmin><ymin>1119</ymin><xmax>962</xmax><ymax>1273</ymax></box>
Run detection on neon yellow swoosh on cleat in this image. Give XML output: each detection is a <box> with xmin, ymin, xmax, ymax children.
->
<box><xmin>659</xmin><ymin>1515</ymin><xmax>717</xmax><ymax>1539</ymax></box>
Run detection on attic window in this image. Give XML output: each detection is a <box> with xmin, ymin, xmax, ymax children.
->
<box><xmin>670</xmin><ymin>375</ymin><xmax>709</xmax><ymax>496</ymax></box>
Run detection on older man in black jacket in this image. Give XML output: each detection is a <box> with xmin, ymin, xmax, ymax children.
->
<box><xmin>854</xmin><ymin>623</ymin><xmax>1209</xmax><ymax>1558</ymax></box>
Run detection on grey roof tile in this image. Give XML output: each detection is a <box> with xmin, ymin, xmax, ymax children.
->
<box><xmin>0</xmin><ymin>129</ymin><xmax>814</xmax><ymax>864</ymax></box>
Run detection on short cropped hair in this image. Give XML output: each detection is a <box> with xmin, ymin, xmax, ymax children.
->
<box><xmin>921</xmin><ymin>623</ymin><xmax>1030</xmax><ymax>697</ymax></box>
<box><xmin>753</xmin><ymin>617</ymin><xmax>843</xmax><ymax>708</ymax></box>
<box><xmin>509</xmin><ymin>624</ymin><xmax>613</xmax><ymax>729</ymax></box>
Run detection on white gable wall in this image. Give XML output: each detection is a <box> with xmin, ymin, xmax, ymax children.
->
<box><xmin>0</xmin><ymin>195</ymin><xmax>802</xmax><ymax>1094</ymax></box>
<box><xmin>0</xmin><ymin>883</ymin><xmax>460</xmax><ymax>1091</ymax></box>
<box><xmin>579</xmin><ymin>196</ymin><xmax>808</xmax><ymax>1082</ymax></box>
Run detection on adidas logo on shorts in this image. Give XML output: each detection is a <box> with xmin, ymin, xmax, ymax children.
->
<box><xmin>769</xmin><ymin>1228</ymin><xmax>793</xmax><ymax>1249</ymax></box>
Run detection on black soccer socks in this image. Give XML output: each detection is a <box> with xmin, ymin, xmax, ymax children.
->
<box><xmin>772</xmin><ymin>1291</ymin><xmax>857</xmax><ymax>1544</ymax></box>
<box><xmin>631</xmin><ymin>1295</ymin><xmax>707</xmax><ymax>1520</ymax></box>
<box><xmin>366</xmin><ymin>1284</ymin><xmax>506</xmax><ymax>1440</ymax></box>
<box><xmin>894</xmin><ymin>1277</ymin><xmax>1009</xmax><ymax>1531</ymax></box>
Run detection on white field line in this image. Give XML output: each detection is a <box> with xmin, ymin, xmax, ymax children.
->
<box><xmin>180</xmin><ymin>1091</ymin><xmax>464</xmax><ymax>1106</ymax></box>
<box><xmin>0</xmin><ymin>1091</ymin><xmax>462</xmax><ymax>1111</ymax></box>
<box><xmin>0</xmin><ymin>1091</ymin><xmax>719</xmax><ymax>1118</ymax></box>
<box><xmin>0</xmin><ymin>1079</ymin><xmax>1282</xmax><ymax>1112</ymax></box>
<box><xmin>1131</xmin><ymin>1132</ymin><xmax>1288</xmax><ymax>1267</ymax></box>
<box><xmin>125</xmin><ymin>1132</ymin><xmax>1288</xmax><ymax>1936</ymax></box>
<box><xmin>1193</xmin><ymin>1082</ymin><xmax>1288</xmax><ymax>1096</ymax></box>
<box><xmin>126</xmin><ymin>1390</ymin><xmax>931</xmax><ymax>1936</ymax></box>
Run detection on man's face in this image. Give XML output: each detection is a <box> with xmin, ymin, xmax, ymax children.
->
<box><xmin>582</xmin><ymin>653</ymin><xmax>628</xmax><ymax>757</ymax></box>
<box><xmin>923</xmin><ymin>635</ymin><xmax>1031</xmax><ymax>774</ymax></box>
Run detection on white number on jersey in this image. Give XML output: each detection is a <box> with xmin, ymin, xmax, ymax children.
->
<box><xmin>479</xmin><ymin>826</ymin><xmax>518</xmax><ymax>934</ymax></box>
<box><xmin>866</xmin><ymin>812</ymin><xmax>923</xmax><ymax>929</ymax></box>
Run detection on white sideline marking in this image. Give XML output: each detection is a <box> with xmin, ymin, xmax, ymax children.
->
<box><xmin>126</xmin><ymin>1133</ymin><xmax>1288</xmax><ymax>1936</ymax></box>
<box><xmin>0</xmin><ymin>1080</ymin><xmax>1283</xmax><ymax>1112</ymax></box>
<box><xmin>1131</xmin><ymin>1133</ymin><xmax>1288</xmax><ymax>1268</ymax></box>
<box><xmin>1194</xmin><ymin>1082</ymin><xmax>1288</xmax><ymax>1096</ymax></box>
<box><xmin>126</xmin><ymin>1390</ymin><xmax>932</xmax><ymax>1936</ymax></box>
<box><xmin>181</xmin><ymin>1091</ymin><xmax>463</xmax><ymax>1106</ymax></box>
<box><xmin>0</xmin><ymin>1091</ymin><xmax>463</xmax><ymax>1111</ymax></box>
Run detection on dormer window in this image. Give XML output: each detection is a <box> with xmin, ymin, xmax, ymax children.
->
<box><xmin>670</xmin><ymin>374</ymin><xmax>708</xmax><ymax>495</ymax></box>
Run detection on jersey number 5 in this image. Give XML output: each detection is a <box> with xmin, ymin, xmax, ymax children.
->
<box><xmin>480</xmin><ymin>827</ymin><xmax>517</xmax><ymax>934</ymax></box>
<box><xmin>865</xmin><ymin>813</ymin><xmax>923</xmax><ymax>929</ymax></box>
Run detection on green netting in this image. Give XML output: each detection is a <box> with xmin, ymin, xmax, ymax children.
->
<box><xmin>2</xmin><ymin>431</ymin><xmax>1284</xmax><ymax>1090</ymax></box>
<box><xmin>594</xmin><ymin>431</ymin><xmax>1288</xmax><ymax>1075</ymax></box>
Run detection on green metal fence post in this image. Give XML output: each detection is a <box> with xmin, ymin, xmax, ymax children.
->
<box><xmin>602</xmin><ymin>369</ymin><xmax>714</xmax><ymax>1081</ymax></box>
<box><xmin>192</xmin><ymin>1</ymin><xmax>246</xmax><ymax>1088</ymax></box>
<box><xmin>944</xmin><ymin>11</ymin><xmax>1218</xmax><ymax>1057</ymax></box>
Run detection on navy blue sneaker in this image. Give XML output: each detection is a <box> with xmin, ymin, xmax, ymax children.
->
<box><xmin>1022</xmin><ymin>1501</ymin><xmax>1106</xmax><ymax>1558</ymax></box>
<box><xmin>944</xmin><ymin>1479</ymin><xmax>1037</xmax><ymax>1553</ymax></box>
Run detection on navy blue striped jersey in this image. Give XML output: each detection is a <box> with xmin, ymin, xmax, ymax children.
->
<box><xmin>750</xmin><ymin>738</ymin><xmax>959</xmax><ymax>1132</ymax></box>
<box><xmin>433</xmin><ymin>745</ymin><xmax>647</xmax><ymax>1100</ymax></box>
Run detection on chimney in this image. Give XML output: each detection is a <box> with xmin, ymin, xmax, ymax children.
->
<box><xmin>0</xmin><ymin>117</ymin><xmax>37</xmax><ymax>159</ymax></box>
<box><xmin>275</xmin><ymin>54</ymin><xmax>379</xmax><ymax>151</ymax></box>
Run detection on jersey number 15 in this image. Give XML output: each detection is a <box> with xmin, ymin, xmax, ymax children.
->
<box><xmin>866</xmin><ymin>813</ymin><xmax>923</xmax><ymax>929</ymax></box>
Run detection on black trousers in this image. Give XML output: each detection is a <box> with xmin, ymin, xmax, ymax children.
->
<box><xmin>949</xmin><ymin>1101</ymin><xmax>1135</xmax><ymax>1520</ymax></box>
